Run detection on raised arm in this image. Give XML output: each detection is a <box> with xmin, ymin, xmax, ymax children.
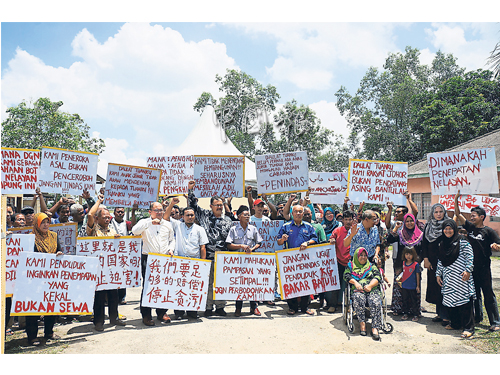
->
<box><xmin>261</xmin><ymin>193</ymin><xmax>277</xmax><ymax>219</ymax></box>
<box><xmin>163</xmin><ymin>197</ymin><xmax>180</xmax><ymax>221</ymax></box>
<box><xmin>33</xmin><ymin>187</ymin><xmax>48</xmax><ymax>213</ymax></box>
<box><xmin>86</xmin><ymin>193</ymin><xmax>104</xmax><ymax>234</ymax></box>
<box><xmin>454</xmin><ymin>191</ymin><xmax>466</xmax><ymax>226</ymax></box>
<box><xmin>283</xmin><ymin>194</ymin><xmax>296</xmax><ymax>221</ymax></box>
<box><xmin>246</xmin><ymin>186</ymin><xmax>255</xmax><ymax>215</ymax></box>
<box><xmin>129</xmin><ymin>203</ymin><xmax>138</xmax><ymax>228</ymax></box>
<box><xmin>404</xmin><ymin>190</ymin><xmax>418</xmax><ymax>218</ymax></box>
<box><xmin>385</xmin><ymin>201</ymin><xmax>393</xmax><ymax>229</ymax></box>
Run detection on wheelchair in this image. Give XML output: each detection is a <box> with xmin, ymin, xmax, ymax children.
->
<box><xmin>342</xmin><ymin>280</ymin><xmax>393</xmax><ymax>335</ymax></box>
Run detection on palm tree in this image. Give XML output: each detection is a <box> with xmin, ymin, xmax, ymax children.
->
<box><xmin>487</xmin><ymin>41</ymin><xmax>500</xmax><ymax>79</ymax></box>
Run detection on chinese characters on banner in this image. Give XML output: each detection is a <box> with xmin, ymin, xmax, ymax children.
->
<box><xmin>276</xmin><ymin>244</ymin><xmax>340</xmax><ymax>300</ymax></box>
<box><xmin>347</xmin><ymin>159</ymin><xmax>408</xmax><ymax>205</ymax></box>
<box><xmin>37</xmin><ymin>147</ymin><xmax>99</xmax><ymax>195</ymax></box>
<box><xmin>306</xmin><ymin>172</ymin><xmax>347</xmax><ymax>205</ymax></box>
<box><xmin>11</xmin><ymin>252</ymin><xmax>99</xmax><ymax>315</ymax></box>
<box><xmin>427</xmin><ymin>147</ymin><xmax>498</xmax><ymax>195</ymax></box>
<box><xmin>147</xmin><ymin>155</ymin><xmax>194</xmax><ymax>196</ymax></box>
<box><xmin>214</xmin><ymin>252</ymin><xmax>276</xmax><ymax>301</ymax></box>
<box><xmin>249</xmin><ymin>220</ymin><xmax>284</xmax><ymax>253</ymax></box>
<box><xmin>1</xmin><ymin>148</ymin><xmax>39</xmax><ymax>194</ymax></box>
<box><xmin>76</xmin><ymin>236</ymin><xmax>142</xmax><ymax>291</ymax></box>
<box><xmin>104</xmin><ymin>163</ymin><xmax>162</xmax><ymax>209</ymax></box>
<box><xmin>141</xmin><ymin>254</ymin><xmax>211</xmax><ymax>311</ymax></box>
<box><xmin>5</xmin><ymin>233</ymin><xmax>35</xmax><ymax>296</ymax></box>
<box><xmin>255</xmin><ymin>151</ymin><xmax>309</xmax><ymax>195</ymax></box>
<box><xmin>193</xmin><ymin>155</ymin><xmax>245</xmax><ymax>198</ymax></box>
<box><xmin>439</xmin><ymin>194</ymin><xmax>500</xmax><ymax>218</ymax></box>
<box><xmin>9</xmin><ymin>223</ymin><xmax>78</xmax><ymax>255</ymax></box>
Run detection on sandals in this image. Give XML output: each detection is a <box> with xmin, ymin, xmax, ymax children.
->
<box><xmin>461</xmin><ymin>331</ymin><xmax>473</xmax><ymax>339</ymax></box>
<box><xmin>444</xmin><ymin>324</ymin><xmax>454</xmax><ymax>330</ymax></box>
<box><xmin>304</xmin><ymin>309</ymin><xmax>314</xmax><ymax>315</ymax></box>
<box><xmin>401</xmin><ymin>314</ymin><xmax>409</xmax><ymax>320</ymax></box>
<box><xmin>412</xmin><ymin>316</ymin><xmax>419</xmax><ymax>322</ymax></box>
<box><xmin>6</xmin><ymin>329</ymin><xmax>14</xmax><ymax>336</ymax></box>
<box><xmin>489</xmin><ymin>326</ymin><xmax>500</xmax><ymax>332</ymax></box>
<box><xmin>360</xmin><ymin>330</ymin><xmax>367</xmax><ymax>336</ymax></box>
<box><xmin>287</xmin><ymin>309</ymin><xmax>296</xmax><ymax>316</ymax></box>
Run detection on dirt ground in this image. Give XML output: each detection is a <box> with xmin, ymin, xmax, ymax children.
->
<box><xmin>6</xmin><ymin>253</ymin><xmax>500</xmax><ymax>354</ymax></box>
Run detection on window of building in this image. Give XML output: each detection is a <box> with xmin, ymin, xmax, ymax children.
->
<box><xmin>412</xmin><ymin>193</ymin><xmax>432</xmax><ymax>221</ymax></box>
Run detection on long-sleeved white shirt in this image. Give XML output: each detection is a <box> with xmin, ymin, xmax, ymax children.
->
<box><xmin>131</xmin><ymin>218</ymin><xmax>175</xmax><ymax>255</ymax></box>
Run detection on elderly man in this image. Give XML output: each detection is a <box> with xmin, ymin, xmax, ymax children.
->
<box><xmin>226</xmin><ymin>205</ymin><xmax>263</xmax><ymax>317</ymax></box>
<box><xmin>21</xmin><ymin>206</ymin><xmax>35</xmax><ymax>227</ymax></box>
<box><xmin>85</xmin><ymin>194</ymin><xmax>126</xmax><ymax>331</ymax></box>
<box><xmin>277</xmin><ymin>204</ymin><xmax>318</xmax><ymax>315</ymax></box>
<box><xmin>344</xmin><ymin>209</ymin><xmax>380</xmax><ymax>263</ymax></box>
<box><xmin>187</xmin><ymin>180</ymin><xmax>233</xmax><ymax>317</ymax></box>
<box><xmin>132</xmin><ymin>201</ymin><xmax>175</xmax><ymax>326</ymax></box>
<box><xmin>164</xmin><ymin>197</ymin><xmax>208</xmax><ymax>320</ymax></box>
<box><xmin>12</xmin><ymin>213</ymin><xmax>26</xmax><ymax>227</ymax></box>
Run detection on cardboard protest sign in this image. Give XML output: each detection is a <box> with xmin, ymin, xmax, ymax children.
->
<box><xmin>141</xmin><ymin>254</ymin><xmax>211</xmax><ymax>312</ymax></box>
<box><xmin>306</xmin><ymin>172</ymin><xmax>347</xmax><ymax>204</ymax></box>
<box><xmin>347</xmin><ymin>159</ymin><xmax>408</xmax><ymax>205</ymax></box>
<box><xmin>9</xmin><ymin>223</ymin><xmax>78</xmax><ymax>255</ymax></box>
<box><xmin>7</xmin><ymin>227</ymin><xmax>33</xmax><ymax>234</ymax></box>
<box><xmin>193</xmin><ymin>155</ymin><xmax>245</xmax><ymax>198</ymax></box>
<box><xmin>5</xmin><ymin>234</ymin><xmax>35</xmax><ymax>297</ymax></box>
<box><xmin>10</xmin><ymin>252</ymin><xmax>99</xmax><ymax>315</ymax></box>
<box><xmin>427</xmin><ymin>147</ymin><xmax>498</xmax><ymax>195</ymax></box>
<box><xmin>1</xmin><ymin>148</ymin><xmax>40</xmax><ymax>195</ymax></box>
<box><xmin>439</xmin><ymin>194</ymin><xmax>500</xmax><ymax>218</ymax></box>
<box><xmin>37</xmin><ymin>147</ymin><xmax>98</xmax><ymax>195</ymax></box>
<box><xmin>214</xmin><ymin>252</ymin><xmax>276</xmax><ymax>301</ymax></box>
<box><xmin>104</xmin><ymin>163</ymin><xmax>162</xmax><ymax>209</ymax></box>
<box><xmin>147</xmin><ymin>155</ymin><xmax>194</xmax><ymax>196</ymax></box>
<box><xmin>255</xmin><ymin>151</ymin><xmax>309</xmax><ymax>195</ymax></box>
<box><xmin>76</xmin><ymin>236</ymin><xmax>142</xmax><ymax>291</ymax></box>
<box><xmin>249</xmin><ymin>220</ymin><xmax>284</xmax><ymax>253</ymax></box>
<box><xmin>276</xmin><ymin>243</ymin><xmax>340</xmax><ymax>300</ymax></box>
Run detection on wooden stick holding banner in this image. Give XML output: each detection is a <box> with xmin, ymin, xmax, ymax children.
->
<box><xmin>255</xmin><ymin>151</ymin><xmax>309</xmax><ymax>195</ymax></box>
<box><xmin>427</xmin><ymin>147</ymin><xmax>498</xmax><ymax>195</ymax></box>
<box><xmin>346</xmin><ymin>158</ymin><xmax>408</xmax><ymax>205</ymax></box>
<box><xmin>10</xmin><ymin>252</ymin><xmax>99</xmax><ymax>315</ymax></box>
<box><xmin>193</xmin><ymin>155</ymin><xmax>245</xmax><ymax>198</ymax></box>
<box><xmin>5</xmin><ymin>233</ymin><xmax>35</xmax><ymax>297</ymax></box>
<box><xmin>147</xmin><ymin>155</ymin><xmax>194</xmax><ymax>196</ymax></box>
<box><xmin>214</xmin><ymin>252</ymin><xmax>276</xmax><ymax>301</ymax></box>
<box><xmin>104</xmin><ymin>163</ymin><xmax>162</xmax><ymax>209</ymax></box>
<box><xmin>141</xmin><ymin>253</ymin><xmax>211</xmax><ymax>311</ymax></box>
<box><xmin>275</xmin><ymin>243</ymin><xmax>340</xmax><ymax>300</ymax></box>
<box><xmin>1</xmin><ymin>148</ymin><xmax>40</xmax><ymax>195</ymax></box>
<box><xmin>37</xmin><ymin>147</ymin><xmax>98</xmax><ymax>195</ymax></box>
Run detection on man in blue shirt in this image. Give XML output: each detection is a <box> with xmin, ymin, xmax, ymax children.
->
<box><xmin>277</xmin><ymin>205</ymin><xmax>318</xmax><ymax>315</ymax></box>
<box><xmin>344</xmin><ymin>210</ymin><xmax>380</xmax><ymax>263</ymax></box>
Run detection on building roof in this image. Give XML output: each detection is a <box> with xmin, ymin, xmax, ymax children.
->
<box><xmin>408</xmin><ymin>128</ymin><xmax>500</xmax><ymax>178</ymax></box>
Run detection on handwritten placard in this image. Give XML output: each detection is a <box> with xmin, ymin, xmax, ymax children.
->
<box><xmin>255</xmin><ymin>151</ymin><xmax>309</xmax><ymax>194</ymax></box>
<box><xmin>147</xmin><ymin>155</ymin><xmax>194</xmax><ymax>196</ymax></box>
<box><xmin>1</xmin><ymin>148</ymin><xmax>39</xmax><ymax>194</ymax></box>
<box><xmin>5</xmin><ymin>234</ymin><xmax>35</xmax><ymax>297</ymax></box>
<box><xmin>276</xmin><ymin>244</ymin><xmax>340</xmax><ymax>300</ymax></box>
<box><xmin>439</xmin><ymin>194</ymin><xmax>500</xmax><ymax>218</ymax></box>
<box><xmin>10</xmin><ymin>252</ymin><xmax>99</xmax><ymax>315</ymax></box>
<box><xmin>141</xmin><ymin>254</ymin><xmax>211</xmax><ymax>311</ymax></box>
<box><xmin>193</xmin><ymin>155</ymin><xmax>245</xmax><ymax>198</ymax></box>
<box><xmin>9</xmin><ymin>223</ymin><xmax>78</xmax><ymax>255</ymax></box>
<box><xmin>104</xmin><ymin>163</ymin><xmax>162</xmax><ymax>209</ymax></box>
<box><xmin>347</xmin><ymin>159</ymin><xmax>407</xmax><ymax>205</ymax></box>
<box><xmin>427</xmin><ymin>147</ymin><xmax>498</xmax><ymax>195</ymax></box>
<box><xmin>37</xmin><ymin>147</ymin><xmax>98</xmax><ymax>195</ymax></box>
<box><xmin>214</xmin><ymin>252</ymin><xmax>276</xmax><ymax>301</ymax></box>
<box><xmin>306</xmin><ymin>172</ymin><xmax>347</xmax><ymax>204</ymax></box>
<box><xmin>249</xmin><ymin>220</ymin><xmax>284</xmax><ymax>253</ymax></box>
<box><xmin>76</xmin><ymin>236</ymin><xmax>142</xmax><ymax>291</ymax></box>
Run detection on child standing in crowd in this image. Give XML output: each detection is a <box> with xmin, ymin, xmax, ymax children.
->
<box><xmin>400</xmin><ymin>247</ymin><xmax>421</xmax><ymax>322</ymax></box>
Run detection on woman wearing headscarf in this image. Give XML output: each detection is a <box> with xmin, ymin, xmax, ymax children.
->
<box><xmin>321</xmin><ymin>207</ymin><xmax>339</xmax><ymax>239</ymax></box>
<box><xmin>387</xmin><ymin>213</ymin><xmax>424</xmax><ymax>315</ymax></box>
<box><xmin>25</xmin><ymin>212</ymin><xmax>63</xmax><ymax>346</ymax></box>
<box><xmin>344</xmin><ymin>247</ymin><xmax>383</xmax><ymax>341</ymax></box>
<box><xmin>436</xmin><ymin>219</ymin><xmax>475</xmax><ymax>338</ymax></box>
<box><xmin>421</xmin><ymin>203</ymin><xmax>449</xmax><ymax>324</ymax></box>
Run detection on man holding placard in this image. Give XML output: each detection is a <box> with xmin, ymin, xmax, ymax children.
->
<box><xmin>188</xmin><ymin>180</ymin><xmax>232</xmax><ymax>317</ymax></box>
<box><xmin>277</xmin><ymin>205</ymin><xmax>318</xmax><ymax>315</ymax></box>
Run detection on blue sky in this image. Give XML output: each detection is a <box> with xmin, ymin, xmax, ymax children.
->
<box><xmin>2</xmin><ymin>9</ymin><xmax>500</xmax><ymax>177</ymax></box>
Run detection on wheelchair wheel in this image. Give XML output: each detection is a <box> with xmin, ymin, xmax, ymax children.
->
<box><xmin>347</xmin><ymin>303</ymin><xmax>355</xmax><ymax>333</ymax></box>
<box><xmin>382</xmin><ymin>322</ymin><xmax>393</xmax><ymax>334</ymax></box>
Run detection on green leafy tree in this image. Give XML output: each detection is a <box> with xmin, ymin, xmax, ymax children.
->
<box><xmin>1</xmin><ymin>97</ymin><xmax>105</xmax><ymax>154</ymax></box>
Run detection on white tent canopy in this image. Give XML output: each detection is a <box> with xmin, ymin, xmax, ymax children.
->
<box><xmin>174</xmin><ymin>105</ymin><xmax>257</xmax><ymax>183</ymax></box>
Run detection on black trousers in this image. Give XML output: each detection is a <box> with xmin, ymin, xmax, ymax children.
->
<box><xmin>140</xmin><ymin>254</ymin><xmax>167</xmax><ymax>319</ymax></box>
<box><xmin>93</xmin><ymin>289</ymin><xmax>119</xmax><ymax>325</ymax></box>
<box><xmin>25</xmin><ymin>315</ymin><xmax>56</xmax><ymax>341</ymax></box>
<box><xmin>472</xmin><ymin>263</ymin><xmax>500</xmax><ymax>326</ymax></box>
<box><xmin>401</xmin><ymin>288</ymin><xmax>419</xmax><ymax>316</ymax></box>
<box><xmin>5</xmin><ymin>297</ymin><xmax>12</xmax><ymax>331</ymax></box>
<box><xmin>287</xmin><ymin>295</ymin><xmax>310</xmax><ymax>313</ymax></box>
<box><xmin>118</xmin><ymin>288</ymin><xmax>126</xmax><ymax>302</ymax></box>
<box><xmin>235</xmin><ymin>300</ymin><xmax>257</xmax><ymax>311</ymax></box>
<box><xmin>449</xmin><ymin>298</ymin><xmax>475</xmax><ymax>332</ymax></box>
<box><xmin>174</xmin><ymin>310</ymin><xmax>199</xmax><ymax>318</ymax></box>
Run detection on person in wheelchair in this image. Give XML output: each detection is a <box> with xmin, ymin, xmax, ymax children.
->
<box><xmin>344</xmin><ymin>247</ymin><xmax>384</xmax><ymax>341</ymax></box>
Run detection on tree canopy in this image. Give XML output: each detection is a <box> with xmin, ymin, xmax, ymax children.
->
<box><xmin>1</xmin><ymin>97</ymin><xmax>105</xmax><ymax>154</ymax></box>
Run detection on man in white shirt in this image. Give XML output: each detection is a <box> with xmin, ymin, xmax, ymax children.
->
<box><xmin>164</xmin><ymin>197</ymin><xmax>209</xmax><ymax>319</ymax></box>
<box><xmin>132</xmin><ymin>202</ymin><xmax>175</xmax><ymax>326</ymax></box>
<box><xmin>250</xmin><ymin>198</ymin><xmax>271</xmax><ymax>223</ymax></box>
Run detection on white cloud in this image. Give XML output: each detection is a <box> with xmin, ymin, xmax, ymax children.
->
<box><xmin>309</xmin><ymin>100</ymin><xmax>349</xmax><ymax>139</ymax></box>
<box><xmin>1</xmin><ymin>23</ymin><xmax>239</xmax><ymax>158</ymax></box>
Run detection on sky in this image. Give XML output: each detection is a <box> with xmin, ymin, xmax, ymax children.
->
<box><xmin>1</xmin><ymin>3</ymin><xmax>500</xmax><ymax>179</ymax></box>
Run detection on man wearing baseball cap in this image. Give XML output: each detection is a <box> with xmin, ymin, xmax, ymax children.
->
<box><xmin>250</xmin><ymin>198</ymin><xmax>270</xmax><ymax>223</ymax></box>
